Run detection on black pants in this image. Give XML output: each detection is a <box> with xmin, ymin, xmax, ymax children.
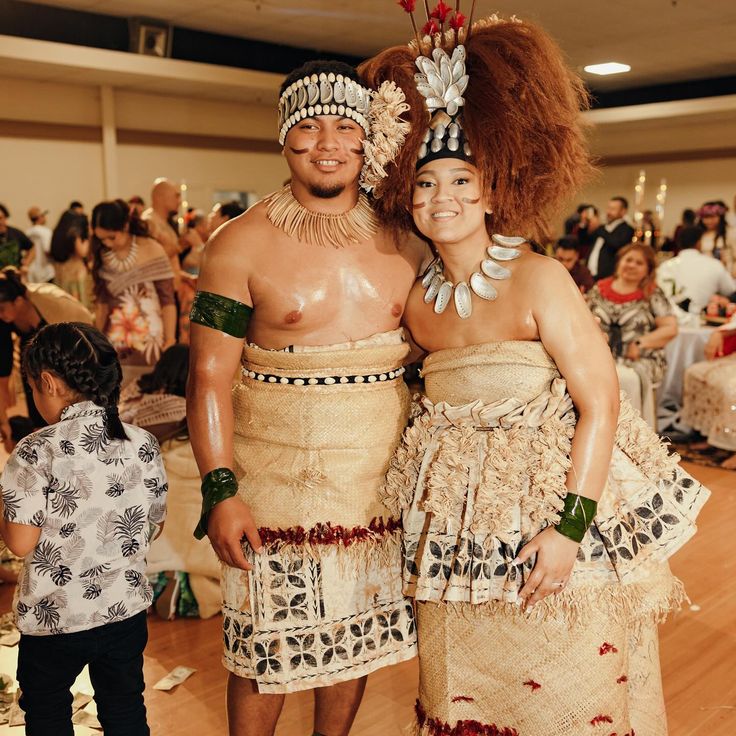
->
<box><xmin>17</xmin><ymin>611</ymin><xmax>150</xmax><ymax>736</ymax></box>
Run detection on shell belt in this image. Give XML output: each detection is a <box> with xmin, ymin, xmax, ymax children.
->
<box><xmin>241</xmin><ymin>366</ymin><xmax>406</xmax><ymax>386</ymax></box>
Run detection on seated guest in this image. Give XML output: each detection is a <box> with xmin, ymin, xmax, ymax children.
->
<box><xmin>555</xmin><ymin>237</ymin><xmax>594</xmax><ymax>293</ymax></box>
<box><xmin>0</xmin><ymin>267</ymin><xmax>93</xmax><ymax>427</ymax></box>
<box><xmin>119</xmin><ymin>344</ymin><xmax>221</xmax><ymax>618</ymax></box>
<box><xmin>656</xmin><ymin>225</ymin><xmax>735</xmax><ymax>314</ymax></box>
<box><xmin>588</xmin><ymin>243</ymin><xmax>678</xmax><ymax>426</ymax></box>
<box><xmin>50</xmin><ymin>211</ymin><xmax>92</xmax><ymax>309</ymax></box>
<box><xmin>698</xmin><ymin>201</ymin><xmax>736</xmax><ymax>276</ymax></box>
<box><xmin>682</xmin><ymin>323</ymin><xmax>736</xmax><ymax>469</ymax></box>
<box><xmin>587</xmin><ymin>196</ymin><xmax>636</xmax><ymax>280</ymax></box>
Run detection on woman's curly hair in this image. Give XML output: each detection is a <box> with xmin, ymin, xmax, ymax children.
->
<box><xmin>359</xmin><ymin>16</ymin><xmax>595</xmax><ymax>242</ymax></box>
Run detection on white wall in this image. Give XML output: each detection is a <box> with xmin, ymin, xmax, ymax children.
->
<box><xmin>0</xmin><ymin>76</ymin><xmax>286</xmax><ymax>226</ymax></box>
<box><xmin>116</xmin><ymin>144</ymin><xmax>288</xmax><ymax>210</ymax></box>
<box><xmin>0</xmin><ymin>137</ymin><xmax>105</xmax><ymax>227</ymax></box>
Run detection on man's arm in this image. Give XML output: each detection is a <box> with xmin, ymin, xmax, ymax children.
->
<box><xmin>187</xmin><ymin>216</ymin><xmax>262</xmax><ymax>570</ymax></box>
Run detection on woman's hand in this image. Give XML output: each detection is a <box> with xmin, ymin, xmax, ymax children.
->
<box><xmin>625</xmin><ymin>340</ymin><xmax>641</xmax><ymax>360</ymax></box>
<box><xmin>515</xmin><ymin>526</ymin><xmax>581</xmax><ymax>608</ymax></box>
<box><xmin>705</xmin><ymin>331</ymin><xmax>725</xmax><ymax>361</ymax></box>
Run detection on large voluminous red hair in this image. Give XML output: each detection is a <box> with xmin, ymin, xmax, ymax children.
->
<box><xmin>359</xmin><ymin>16</ymin><xmax>595</xmax><ymax>242</ymax></box>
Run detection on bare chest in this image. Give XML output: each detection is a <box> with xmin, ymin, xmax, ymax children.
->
<box><xmin>247</xmin><ymin>234</ymin><xmax>417</xmax><ymax>346</ymax></box>
<box><xmin>405</xmin><ymin>281</ymin><xmax>538</xmax><ymax>352</ymax></box>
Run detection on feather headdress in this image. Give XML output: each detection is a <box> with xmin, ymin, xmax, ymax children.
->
<box><xmin>360</xmin><ymin>3</ymin><xmax>595</xmax><ymax>241</ymax></box>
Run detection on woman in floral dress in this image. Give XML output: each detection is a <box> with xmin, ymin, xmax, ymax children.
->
<box><xmin>587</xmin><ymin>243</ymin><xmax>677</xmax><ymax>425</ymax></box>
<box><xmin>91</xmin><ymin>199</ymin><xmax>176</xmax><ymax>385</ymax></box>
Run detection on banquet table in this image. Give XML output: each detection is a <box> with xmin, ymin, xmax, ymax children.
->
<box><xmin>658</xmin><ymin>325</ymin><xmax>715</xmax><ymax>432</ymax></box>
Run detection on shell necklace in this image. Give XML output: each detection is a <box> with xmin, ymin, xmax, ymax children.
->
<box><xmin>421</xmin><ymin>234</ymin><xmax>524</xmax><ymax>319</ymax></box>
<box><xmin>102</xmin><ymin>236</ymin><xmax>138</xmax><ymax>273</ymax></box>
<box><xmin>264</xmin><ymin>185</ymin><xmax>378</xmax><ymax>249</ymax></box>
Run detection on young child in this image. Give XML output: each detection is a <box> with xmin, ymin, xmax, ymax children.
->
<box><xmin>0</xmin><ymin>322</ymin><xmax>167</xmax><ymax>735</ymax></box>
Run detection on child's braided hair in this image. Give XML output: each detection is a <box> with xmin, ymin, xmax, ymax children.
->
<box><xmin>23</xmin><ymin>322</ymin><xmax>129</xmax><ymax>441</ymax></box>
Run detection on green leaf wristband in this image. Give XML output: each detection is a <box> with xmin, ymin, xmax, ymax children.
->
<box><xmin>554</xmin><ymin>492</ymin><xmax>598</xmax><ymax>544</ymax></box>
<box><xmin>190</xmin><ymin>290</ymin><xmax>253</xmax><ymax>339</ymax></box>
<box><xmin>193</xmin><ymin>467</ymin><xmax>239</xmax><ymax>540</ymax></box>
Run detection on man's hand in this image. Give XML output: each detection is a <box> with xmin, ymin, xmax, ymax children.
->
<box><xmin>207</xmin><ymin>496</ymin><xmax>263</xmax><ymax>571</ymax></box>
<box><xmin>515</xmin><ymin>526</ymin><xmax>580</xmax><ymax>608</ymax></box>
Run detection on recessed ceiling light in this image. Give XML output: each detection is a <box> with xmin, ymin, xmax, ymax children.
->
<box><xmin>584</xmin><ymin>62</ymin><xmax>631</xmax><ymax>76</ymax></box>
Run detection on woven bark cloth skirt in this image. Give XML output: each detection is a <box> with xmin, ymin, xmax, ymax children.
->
<box><xmin>222</xmin><ymin>332</ymin><xmax>417</xmax><ymax>693</ymax></box>
<box><xmin>382</xmin><ymin>342</ymin><xmax>710</xmax><ymax>735</ymax></box>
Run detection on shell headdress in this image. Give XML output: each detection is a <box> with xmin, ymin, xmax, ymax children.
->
<box><xmin>359</xmin><ymin>2</ymin><xmax>595</xmax><ymax>241</ymax></box>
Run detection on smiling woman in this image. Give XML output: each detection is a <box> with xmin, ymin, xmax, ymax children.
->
<box><xmin>360</xmin><ymin>8</ymin><xmax>709</xmax><ymax>736</ymax></box>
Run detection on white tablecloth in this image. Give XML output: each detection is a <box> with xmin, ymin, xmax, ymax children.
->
<box><xmin>658</xmin><ymin>326</ymin><xmax>714</xmax><ymax>432</ymax></box>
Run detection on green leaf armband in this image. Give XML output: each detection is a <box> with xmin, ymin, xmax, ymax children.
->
<box><xmin>193</xmin><ymin>467</ymin><xmax>239</xmax><ymax>540</ymax></box>
<box><xmin>554</xmin><ymin>492</ymin><xmax>598</xmax><ymax>544</ymax></box>
<box><xmin>190</xmin><ymin>290</ymin><xmax>253</xmax><ymax>339</ymax></box>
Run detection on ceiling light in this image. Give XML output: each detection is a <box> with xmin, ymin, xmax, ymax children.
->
<box><xmin>584</xmin><ymin>62</ymin><xmax>631</xmax><ymax>76</ymax></box>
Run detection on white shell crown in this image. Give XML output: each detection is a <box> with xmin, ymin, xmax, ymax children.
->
<box><xmin>415</xmin><ymin>45</ymin><xmax>471</xmax><ymax>165</ymax></box>
<box><xmin>278</xmin><ymin>72</ymin><xmax>372</xmax><ymax>145</ymax></box>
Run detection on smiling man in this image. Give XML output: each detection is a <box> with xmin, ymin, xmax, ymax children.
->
<box><xmin>187</xmin><ymin>60</ymin><xmax>425</xmax><ymax>736</ymax></box>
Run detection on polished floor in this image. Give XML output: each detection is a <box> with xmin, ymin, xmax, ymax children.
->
<box><xmin>0</xmin><ymin>461</ymin><xmax>733</xmax><ymax>735</ymax></box>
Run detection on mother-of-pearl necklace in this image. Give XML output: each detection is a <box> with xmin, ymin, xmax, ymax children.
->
<box><xmin>421</xmin><ymin>234</ymin><xmax>525</xmax><ymax>319</ymax></box>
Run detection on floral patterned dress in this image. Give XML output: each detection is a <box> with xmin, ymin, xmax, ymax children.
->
<box><xmin>97</xmin><ymin>256</ymin><xmax>175</xmax><ymax>370</ymax></box>
<box><xmin>587</xmin><ymin>278</ymin><xmax>673</xmax><ymax>386</ymax></box>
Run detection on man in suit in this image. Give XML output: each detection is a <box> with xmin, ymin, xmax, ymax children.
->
<box><xmin>587</xmin><ymin>196</ymin><xmax>636</xmax><ymax>280</ymax></box>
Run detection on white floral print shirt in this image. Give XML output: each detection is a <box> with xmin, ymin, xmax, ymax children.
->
<box><xmin>0</xmin><ymin>401</ymin><xmax>167</xmax><ymax>635</ymax></box>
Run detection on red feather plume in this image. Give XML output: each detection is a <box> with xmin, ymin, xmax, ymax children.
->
<box><xmin>449</xmin><ymin>11</ymin><xmax>466</xmax><ymax>30</ymax></box>
<box><xmin>397</xmin><ymin>0</ymin><xmax>417</xmax><ymax>11</ymax></box>
<box><xmin>430</xmin><ymin>1</ymin><xmax>452</xmax><ymax>22</ymax></box>
<box><xmin>422</xmin><ymin>19</ymin><xmax>440</xmax><ymax>35</ymax></box>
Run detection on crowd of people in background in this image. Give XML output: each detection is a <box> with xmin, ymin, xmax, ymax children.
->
<box><xmin>2</xmin><ymin>186</ymin><xmax>736</xmax><ymax>452</ymax></box>
<box><xmin>0</xmin><ymin>183</ymin><xmax>735</xmax><ymax>603</ymax></box>
<box><xmin>0</xmin><ymin>182</ymin><xmax>246</xmax><ymax>430</ymax></box>
<box><xmin>558</xmin><ymin>193</ymin><xmax>736</xmax><ymax>468</ymax></box>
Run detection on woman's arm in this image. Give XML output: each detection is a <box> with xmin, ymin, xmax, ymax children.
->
<box><xmin>637</xmin><ymin>314</ymin><xmax>677</xmax><ymax>350</ymax></box>
<box><xmin>515</xmin><ymin>257</ymin><xmax>619</xmax><ymax>607</ymax></box>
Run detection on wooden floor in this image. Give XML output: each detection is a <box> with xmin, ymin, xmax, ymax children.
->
<box><xmin>0</xmin><ymin>461</ymin><xmax>733</xmax><ymax>735</ymax></box>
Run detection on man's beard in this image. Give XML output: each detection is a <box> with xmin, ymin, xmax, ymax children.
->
<box><xmin>309</xmin><ymin>183</ymin><xmax>346</xmax><ymax>199</ymax></box>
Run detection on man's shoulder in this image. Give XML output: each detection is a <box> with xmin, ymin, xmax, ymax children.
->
<box><xmin>390</xmin><ymin>230</ymin><xmax>432</xmax><ymax>274</ymax></box>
